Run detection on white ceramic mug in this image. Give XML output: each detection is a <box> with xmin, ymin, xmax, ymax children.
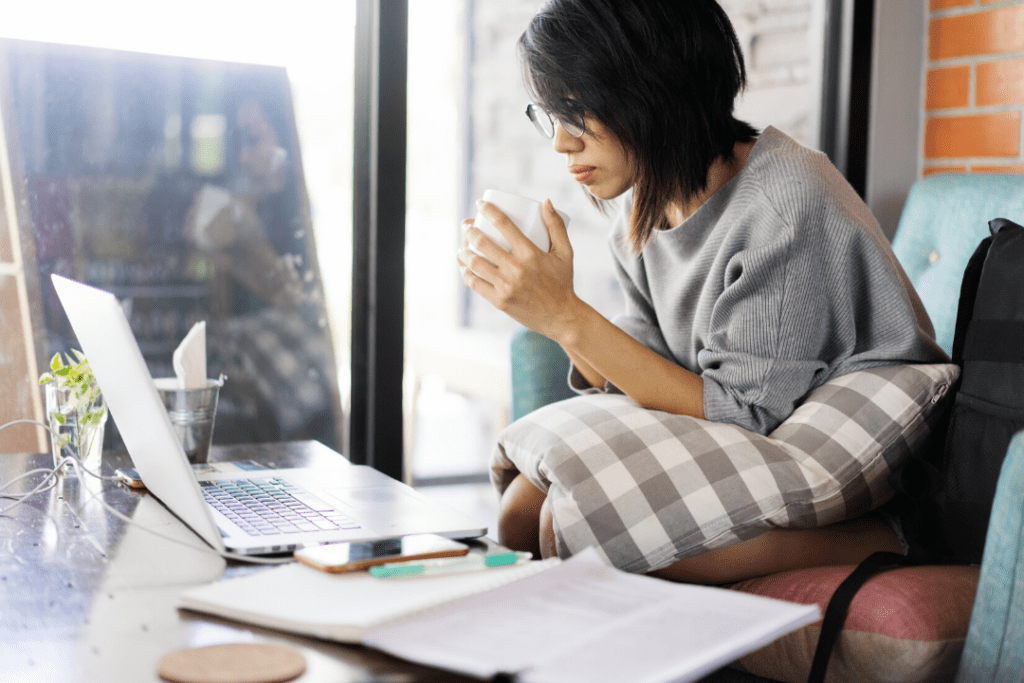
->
<box><xmin>473</xmin><ymin>189</ymin><xmax>570</xmax><ymax>253</ymax></box>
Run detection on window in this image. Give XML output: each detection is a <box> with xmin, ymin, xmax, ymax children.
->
<box><xmin>0</xmin><ymin>1</ymin><xmax>355</xmax><ymax>453</ymax></box>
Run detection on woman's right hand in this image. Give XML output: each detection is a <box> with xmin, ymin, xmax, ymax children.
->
<box><xmin>459</xmin><ymin>199</ymin><xmax>705</xmax><ymax>419</ymax></box>
<box><xmin>457</xmin><ymin>199</ymin><xmax>582</xmax><ymax>344</ymax></box>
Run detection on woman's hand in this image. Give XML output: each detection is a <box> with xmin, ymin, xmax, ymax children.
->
<box><xmin>457</xmin><ymin>199</ymin><xmax>582</xmax><ymax>342</ymax></box>
<box><xmin>458</xmin><ymin>198</ymin><xmax>705</xmax><ymax>419</ymax></box>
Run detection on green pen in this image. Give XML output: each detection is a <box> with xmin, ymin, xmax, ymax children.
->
<box><xmin>369</xmin><ymin>551</ymin><xmax>532</xmax><ymax>578</ymax></box>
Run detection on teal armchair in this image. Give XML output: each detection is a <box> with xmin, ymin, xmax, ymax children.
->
<box><xmin>890</xmin><ymin>173</ymin><xmax>1024</xmax><ymax>355</ymax></box>
<box><xmin>958</xmin><ymin>430</ymin><xmax>1024</xmax><ymax>681</ymax></box>
<box><xmin>508</xmin><ymin>173</ymin><xmax>1024</xmax><ymax>683</ymax></box>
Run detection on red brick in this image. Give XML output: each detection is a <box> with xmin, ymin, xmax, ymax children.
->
<box><xmin>925</xmin><ymin>112</ymin><xmax>1021</xmax><ymax>158</ymax></box>
<box><xmin>972</xmin><ymin>164</ymin><xmax>1024</xmax><ymax>173</ymax></box>
<box><xmin>926</xmin><ymin>66</ymin><xmax>971</xmax><ymax>109</ymax></box>
<box><xmin>930</xmin><ymin>6</ymin><xmax>1024</xmax><ymax>60</ymax></box>
<box><xmin>923</xmin><ymin>165</ymin><xmax>967</xmax><ymax>177</ymax></box>
<box><xmin>977</xmin><ymin>58</ymin><xmax>1024</xmax><ymax>106</ymax></box>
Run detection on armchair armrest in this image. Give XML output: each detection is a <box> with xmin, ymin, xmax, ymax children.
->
<box><xmin>956</xmin><ymin>430</ymin><xmax>1024</xmax><ymax>682</ymax></box>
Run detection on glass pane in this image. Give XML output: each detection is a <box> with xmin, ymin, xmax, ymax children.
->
<box><xmin>1</xmin><ymin>2</ymin><xmax>354</xmax><ymax>454</ymax></box>
<box><xmin>404</xmin><ymin>1</ymin><xmax>827</xmax><ymax>484</ymax></box>
<box><xmin>404</xmin><ymin>0</ymin><xmax>478</xmax><ymax>483</ymax></box>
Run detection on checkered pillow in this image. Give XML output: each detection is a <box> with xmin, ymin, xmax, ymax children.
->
<box><xmin>491</xmin><ymin>364</ymin><xmax>959</xmax><ymax>573</ymax></box>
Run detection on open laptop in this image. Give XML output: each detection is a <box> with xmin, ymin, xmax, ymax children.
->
<box><xmin>51</xmin><ymin>275</ymin><xmax>487</xmax><ymax>555</ymax></box>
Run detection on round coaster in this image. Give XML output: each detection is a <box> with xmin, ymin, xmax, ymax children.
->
<box><xmin>157</xmin><ymin>643</ymin><xmax>306</xmax><ymax>683</ymax></box>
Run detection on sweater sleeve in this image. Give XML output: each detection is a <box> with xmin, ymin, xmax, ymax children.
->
<box><xmin>699</xmin><ymin>170</ymin><xmax>907</xmax><ymax>434</ymax></box>
<box><xmin>698</xmin><ymin>216</ymin><xmax>832</xmax><ymax>433</ymax></box>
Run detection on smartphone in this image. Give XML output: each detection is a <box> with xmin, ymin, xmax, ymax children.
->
<box><xmin>294</xmin><ymin>534</ymin><xmax>469</xmax><ymax>573</ymax></box>
<box><xmin>115</xmin><ymin>467</ymin><xmax>146</xmax><ymax>489</ymax></box>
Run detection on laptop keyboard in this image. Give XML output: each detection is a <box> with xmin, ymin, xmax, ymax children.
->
<box><xmin>200</xmin><ymin>477</ymin><xmax>362</xmax><ymax>536</ymax></box>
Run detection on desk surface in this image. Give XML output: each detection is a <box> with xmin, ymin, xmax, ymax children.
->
<box><xmin>0</xmin><ymin>441</ymin><xmax>488</xmax><ymax>682</ymax></box>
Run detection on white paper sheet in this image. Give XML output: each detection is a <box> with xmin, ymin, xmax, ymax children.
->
<box><xmin>365</xmin><ymin>548</ymin><xmax>819</xmax><ymax>683</ymax></box>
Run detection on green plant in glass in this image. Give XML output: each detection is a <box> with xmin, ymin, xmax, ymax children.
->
<box><xmin>39</xmin><ymin>350</ymin><xmax>108</xmax><ymax>470</ymax></box>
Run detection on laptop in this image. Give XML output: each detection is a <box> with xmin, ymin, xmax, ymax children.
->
<box><xmin>51</xmin><ymin>275</ymin><xmax>487</xmax><ymax>555</ymax></box>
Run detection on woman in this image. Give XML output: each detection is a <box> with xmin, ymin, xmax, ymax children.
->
<box><xmin>457</xmin><ymin>0</ymin><xmax>947</xmax><ymax>583</ymax></box>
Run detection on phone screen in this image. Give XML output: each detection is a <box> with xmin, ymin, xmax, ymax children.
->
<box><xmin>295</xmin><ymin>534</ymin><xmax>469</xmax><ymax>573</ymax></box>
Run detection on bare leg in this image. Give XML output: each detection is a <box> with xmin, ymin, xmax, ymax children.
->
<box><xmin>539</xmin><ymin>497</ymin><xmax>558</xmax><ymax>559</ymax></box>
<box><xmin>498</xmin><ymin>473</ymin><xmax>546</xmax><ymax>558</ymax></box>
<box><xmin>649</xmin><ymin>515</ymin><xmax>904</xmax><ymax>585</ymax></box>
<box><xmin>501</xmin><ymin>473</ymin><xmax>902</xmax><ymax>582</ymax></box>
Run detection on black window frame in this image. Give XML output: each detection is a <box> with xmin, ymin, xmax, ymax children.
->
<box><xmin>820</xmin><ymin>0</ymin><xmax>875</xmax><ymax>197</ymax></box>
<box><xmin>349</xmin><ymin>0</ymin><xmax>408</xmax><ymax>480</ymax></box>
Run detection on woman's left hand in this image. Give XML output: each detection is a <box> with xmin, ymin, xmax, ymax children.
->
<box><xmin>457</xmin><ymin>199</ymin><xmax>581</xmax><ymax>342</ymax></box>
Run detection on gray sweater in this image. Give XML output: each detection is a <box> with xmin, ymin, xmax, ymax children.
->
<box><xmin>573</xmin><ymin>126</ymin><xmax>948</xmax><ymax>434</ymax></box>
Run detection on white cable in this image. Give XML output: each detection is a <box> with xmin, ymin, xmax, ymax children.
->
<box><xmin>1</xmin><ymin>418</ymin><xmax>293</xmax><ymax>566</ymax></box>
<box><xmin>0</xmin><ymin>419</ymin><xmax>66</xmax><ymax>512</ymax></box>
<box><xmin>0</xmin><ymin>465</ymin><xmax>60</xmax><ymax>497</ymax></box>
<box><xmin>0</xmin><ymin>464</ymin><xmax>65</xmax><ymax>514</ymax></box>
<box><xmin>0</xmin><ymin>418</ymin><xmax>119</xmax><ymax>481</ymax></box>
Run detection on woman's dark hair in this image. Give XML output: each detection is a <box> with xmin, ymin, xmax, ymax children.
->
<box><xmin>518</xmin><ymin>0</ymin><xmax>759</xmax><ymax>253</ymax></box>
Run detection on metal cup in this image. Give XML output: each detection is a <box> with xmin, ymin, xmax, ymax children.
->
<box><xmin>153</xmin><ymin>376</ymin><xmax>224</xmax><ymax>465</ymax></box>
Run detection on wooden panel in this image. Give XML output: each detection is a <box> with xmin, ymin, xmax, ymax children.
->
<box><xmin>0</xmin><ymin>45</ymin><xmax>46</xmax><ymax>453</ymax></box>
<box><xmin>0</xmin><ymin>274</ymin><xmax>45</xmax><ymax>452</ymax></box>
<box><xmin>0</xmin><ymin>214</ymin><xmax>9</xmax><ymax>262</ymax></box>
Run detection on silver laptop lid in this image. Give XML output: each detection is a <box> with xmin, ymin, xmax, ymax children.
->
<box><xmin>51</xmin><ymin>275</ymin><xmax>226</xmax><ymax>552</ymax></box>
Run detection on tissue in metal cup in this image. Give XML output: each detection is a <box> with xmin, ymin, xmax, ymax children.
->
<box><xmin>153</xmin><ymin>376</ymin><xmax>225</xmax><ymax>465</ymax></box>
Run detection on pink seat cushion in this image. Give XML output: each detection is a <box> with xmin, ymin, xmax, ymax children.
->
<box><xmin>729</xmin><ymin>564</ymin><xmax>979</xmax><ymax>683</ymax></box>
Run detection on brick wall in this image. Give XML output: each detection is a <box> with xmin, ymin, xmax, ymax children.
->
<box><xmin>923</xmin><ymin>0</ymin><xmax>1024</xmax><ymax>175</ymax></box>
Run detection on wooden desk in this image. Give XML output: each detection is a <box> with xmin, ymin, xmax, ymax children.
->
<box><xmin>0</xmin><ymin>441</ymin><xmax>487</xmax><ymax>682</ymax></box>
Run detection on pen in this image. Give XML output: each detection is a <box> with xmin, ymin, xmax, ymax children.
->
<box><xmin>369</xmin><ymin>551</ymin><xmax>533</xmax><ymax>578</ymax></box>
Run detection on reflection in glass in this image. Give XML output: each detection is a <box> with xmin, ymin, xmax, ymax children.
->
<box><xmin>4</xmin><ymin>40</ymin><xmax>344</xmax><ymax>451</ymax></box>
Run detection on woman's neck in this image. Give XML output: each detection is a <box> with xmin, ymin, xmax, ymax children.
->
<box><xmin>664</xmin><ymin>139</ymin><xmax>755</xmax><ymax>226</ymax></box>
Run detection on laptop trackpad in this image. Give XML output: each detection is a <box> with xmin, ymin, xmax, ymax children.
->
<box><xmin>324</xmin><ymin>487</ymin><xmax>466</xmax><ymax>535</ymax></box>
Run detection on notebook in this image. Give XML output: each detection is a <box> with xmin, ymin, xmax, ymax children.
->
<box><xmin>179</xmin><ymin>548</ymin><xmax>820</xmax><ymax>683</ymax></box>
<box><xmin>51</xmin><ymin>274</ymin><xmax>487</xmax><ymax>555</ymax></box>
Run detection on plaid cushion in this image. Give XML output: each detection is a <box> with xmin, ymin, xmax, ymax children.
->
<box><xmin>491</xmin><ymin>364</ymin><xmax>959</xmax><ymax>573</ymax></box>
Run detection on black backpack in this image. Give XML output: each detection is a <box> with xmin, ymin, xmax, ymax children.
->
<box><xmin>807</xmin><ymin>218</ymin><xmax>1024</xmax><ymax>683</ymax></box>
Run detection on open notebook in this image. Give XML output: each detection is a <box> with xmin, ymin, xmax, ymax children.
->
<box><xmin>179</xmin><ymin>549</ymin><xmax>819</xmax><ymax>683</ymax></box>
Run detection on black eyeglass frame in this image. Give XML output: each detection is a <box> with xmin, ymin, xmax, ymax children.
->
<box><xmin>525</xmin><ymin>103</ymin><xmax>586</xmax><ymax>139</ymax></box>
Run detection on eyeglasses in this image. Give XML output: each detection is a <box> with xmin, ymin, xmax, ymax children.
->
<box><xmin>525</xmin><ymin>103</ymin><xmax>586</xmax><ymax>139</ymax></box>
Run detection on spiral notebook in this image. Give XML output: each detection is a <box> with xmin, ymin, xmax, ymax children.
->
<box><xmin>179</xmin><ymin>548</ymin><xmax>819</xmax><ymax>683</ymax></box>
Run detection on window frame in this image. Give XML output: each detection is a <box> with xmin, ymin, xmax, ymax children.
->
<box><xmin>349</xmin><ymin>0</ymin><xmax>408</xmax><ymax>480</ymax></box>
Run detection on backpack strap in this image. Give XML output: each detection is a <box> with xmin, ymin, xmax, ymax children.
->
<box><xmin>960</xmin><ymin>218</ymin><xmax>1024</xmax><ymax>364</ymax></box>
<box><xmin>962</xmin><ymin>320</ymin><xmax>1024</xmax><ymax>363</ymax></box>
<box><xmin>806</xmin><ymin>551</ymin><xmax>913</xmax><ymax>683</ymax></box>
<box><xmin>950</xmin><ymin>234</ymin><xmax>993</xmax><ymax>366</ymax></box>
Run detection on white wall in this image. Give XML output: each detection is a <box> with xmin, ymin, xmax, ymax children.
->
<box><xmin>865</xmin><ymin>0</ymin><xmax>926</xmax><ymax>240</ymax></box>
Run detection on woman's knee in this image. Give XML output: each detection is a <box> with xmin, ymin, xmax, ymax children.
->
<box><xmin>649</xmin><ymin>516</ymin><xmax>904</xmax><ymax>584</ymax></box>
<box><xmin>538</xmin><ymin>497</ymin><xmax>557</xmax><ymax>559</ymax></box>
<box><xmin>498</xmin><ymin>474</ymin><xmax>547</xmax><ymax>556</ymax></box>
